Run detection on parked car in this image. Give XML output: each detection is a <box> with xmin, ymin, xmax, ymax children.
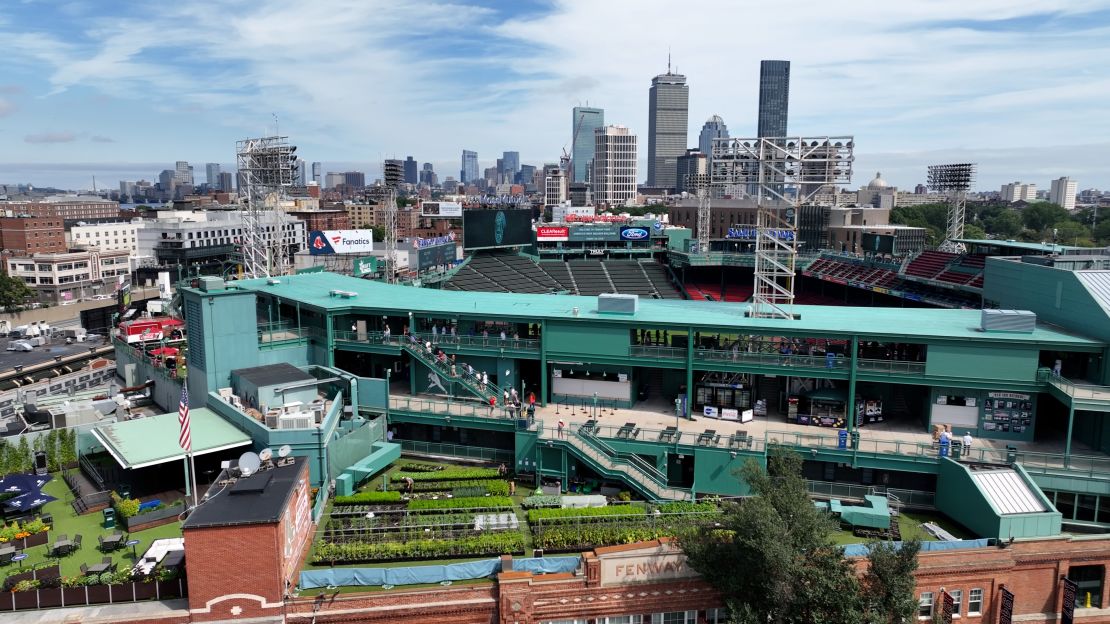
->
<box><xmin>6</xmin><ymin>340</ymin><xmax>34</xmax><ymax>352</ymax></box>
<box><xmin>91</xmin><ymin>294</ymin><xmax>113</xmax><ymax>300</ymax></box>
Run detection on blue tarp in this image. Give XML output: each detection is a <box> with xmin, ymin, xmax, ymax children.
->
<box><xmin>842</xmin><ymin>538</ymin><xmax>991</xmax><ymax>558</ymax></box>
<box><xmin>299</xmin><ymin>556</ymin><xmax>581</xmax><ymax>589</ymax></box>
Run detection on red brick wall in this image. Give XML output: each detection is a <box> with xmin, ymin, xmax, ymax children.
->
<box><xmin>183</xmin><ymin>522</ymin><xmax>285</xmax><ymax>621</ymax></box>
<box><xmin>0</xmin><ymin>217</ymin><xmax>66</xmax><ymax>256</ymax></box>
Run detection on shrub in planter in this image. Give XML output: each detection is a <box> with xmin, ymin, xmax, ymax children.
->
<box><xmin>111</xmin><ymin>492</ymin><xmax>140</xmax><ymax>518</ymax></box>
<box><xmin>656</xmin><ymin>502</ymin><xmax>721</xmax><ymax>515</ymax></box>
<box><xmin>12</xmin><ymin>579</ymin><xmax>40</xmax><ymax>592</ymax></box>
<box><xmin>333</xmin><ymin>491</ymin><xmax>403</xmax><ymax>505</ymax></box>
<box><xmin>393</xmin><ymin>467</ymin><xmax>500</xmax><ymax>482</ymax></box>
<box><xmin>398</xmin><ymin>463</ymin><xmax>445</xmax><ymax>472</ymax></box>
<box><xmin>391</xmin><ymin>479</ymin><xmax>510</xmax><ymax>496</ymax></box>
<box><xmin>534</xmin><ymin>524</ymin><xmax>667</xmax><ymax>551</ymax></box>
<box><xmin>521</xmin><ymin>495</ymin><xmax>561</xmax><ymax>509</ymax></box>
<box><xmin>312</xmin><ymin>530</ymin><xmax>526</xmax><ymax>564</ymax></box>
<box><xmin>407</xmin><ymin>496</ymin><xmax>513</xmax><ymax>511</ymax></box>
<box><xmin>526</xmin><ymin>505</ymin><xmax>646</xmax><ymax>524</ymax></box>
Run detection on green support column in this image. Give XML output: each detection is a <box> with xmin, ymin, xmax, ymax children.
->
<box><xmin>685</xmin><ymin>327</ymin><xmax>694</xmax><ymax>420</ymax></box>
<box><xmin>540</xmin><ymin>320</ymin><xmax>548</xmax><ymax>406</ymax></box>
<box><xmin>1065</xmin><ymin>404</ymin><xmax>1075</xmax><ymax>468</ymax></box>
<box><xmin>847</xmin><ymin>335</ymin><xmax>859</xmax><ymax>430</ymax></box>
<box><xmin>325</xmin><ymin>314</ymin><xmax>335</xmax><ymax>367</ymax></box>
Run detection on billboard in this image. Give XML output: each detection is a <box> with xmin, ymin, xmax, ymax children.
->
<box><xmin>421</xmin><ymin>201</ymin><xmax>463</xmax><ymax>218</ymax></box>
<box><xmin>568</xmin><ymin>223</ymin><xmax>622</xmax><ymax>242</ymax></box>
<box><xmin>536</xmin><ymin>226</ymin><xmax>570</xmax><ymax>242</ymax></box>
<box><xmin>415</xmin><ymin>242</ymin><xmax>456</xmax><ymax>271</ymax></box>
<box><xmin>861</xmin><ymin>232</ymin><xmax>896</xmax><ymax>255</ymax></box>
<box><xmin>619</xmin><ymin>226</ymin><xmax>651</xmax><ymax>242</ymax></box>
<box><xmin>308</xmin><ymin>230</ymin><xmax>375</xmax><ymax>255</ymax></box>
<box><xmin>725</xmin><ymin>227</ymin><xmax>795</xmax><ymax>241</ymax></box>
<box><xmin>352</xmin><ymin>256</ymin><xmax>378</xmax><ymax>277</ymax></box>
<box><xmin>462</xmin><ymin>209</ymin><xmax>533</xmax><ymax>250</ymax></box>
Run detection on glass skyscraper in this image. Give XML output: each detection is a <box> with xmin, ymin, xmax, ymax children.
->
<box><xmin>404</xmin><ymin>156</ymin><xmax>418</xmax><ymax>185</ymax></box>
<box><xmin>647</xmin><ymin>70</ymin><xmax>689</xmax><ymax>190</ymax></box>
<box><xmin>460</xmin><ymin>150</ymin><xmax>478</xmax><ymax>184</ymax></box>
<box><xmin>698</xmin><ymin>115</ymin><xmax>729</xmax><ymax>159</ymax></box>
<box><xmin>757</xmin><ymin>60</ymin><xmax>790</xmax><ymax>138</ymax></box>
<box><xmin>571</xmin><ymin>106</ymin><xmax>604</xmax><ymax>184</ymax></box>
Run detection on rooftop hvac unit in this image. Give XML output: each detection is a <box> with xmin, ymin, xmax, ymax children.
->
<box><xmin>277</xmin><ymin>414</ymin><xmax>314</xmax><ymax>430</ymax></box>
<box><xmin>230</xmin><ymin>395</ymin><xmax>243</xmax><ymax>409</ymax></box>
<box><xmin>264</xmin><ymin>408</ymin><xmax>283</xmax><ymax>429</ymax></box>
<box><xmin>310</xmin><ymin>400</ymin><xmax>326</xmax><ymax>423</ymax></box>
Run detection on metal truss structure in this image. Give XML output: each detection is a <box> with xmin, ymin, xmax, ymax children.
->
<box><xmin>235</xmin><ymin>136</ymin><xmax>296</xmax><ymax>279</ymax></box>
<box><xmin>381</xmin><ymin>159</ymin><xmax>405</xmax><ymax>284</ymax></box>
<box><xmin>687</xmin><ymin>174</ymin><xmax>713</xmax><ymax>254</ymax></box>
<box><xmin>712</xmin><ymin>137</ymin><xmax>855</xmax><ymax>319</ymax></box>
<box><xmin>927</xmin><ymin>163</ymin><xmax>976</xmax><ymax>253</ymax></box>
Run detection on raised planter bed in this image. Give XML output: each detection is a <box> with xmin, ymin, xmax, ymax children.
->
<box><xmin>121</xmin><ymin>503</ymin><xmax>184</xmax><ymax>532</ymax></box>
<box><xmin>6</xmin><ymin>530</ymin><xmax>49</xmax><ymax>550</ymax></box>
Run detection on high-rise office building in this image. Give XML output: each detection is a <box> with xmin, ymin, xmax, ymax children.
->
<box><xmin>205</xmin><ymin>163</ymin><xmax>221</xmax><ymax>188</ymax></box>
<box><xmin>698</xmin><ymin>115</ymin><xmax>729</xmax><ymax>160</ymax></box>
<box><xmin>404</xmin><ymin>157</ymin><xmax>418</xmax><ymax>185</ymax></box>
<box><xmin>174</xmin><ymin>161</ymin><xmax>194</xmax><ymax>185</ymax></box>
<box><xmin>343</xmin><ymin>171</ymin><xmax>366</xmax><ymax>188</ymax></box>
<box><xmin>518</xmin><ymin>164</ymin><xmax>536</xmax><ymax>188</ymax></box>
<box><xmin>460</xmin><ymin>150</ymin><xmax>478</xmax><ymax>184</ymax></box>
<box><xmin>757</xmin><ymin>60</ymin><xmax>790</xmax><ymax>138</ymax></box>
<box><xmin>592</xmin><ymin>125</ymin><xmax>638</xmax><ymax>206</ymax></box>
<box><xmin>1050</xmin><ymin>177</ymin><xmax>1078</xmax><ymax>211</ymax></box>
<box><xmin>218</xmin><ymin>172</ymin><xmax>234</xmax><ymax>194</ymax></box>
<box><xmin>311</xmin><ymin>162</ymin><xmax>322</xmax><ymax>185</ymax></box>
<box><xmin>571</xmin><ymin>107</ymin><xmax>605</xmax><ymax>184</ymax></box>
<box><xmin>543</xmin><ymin>164</ymin><xmax>567</xmax><ymax>206</ymax></box>
<box><xmin>501</xmin><ymin>152</ymin><xmax>520</xmax><ymax>182</ymax></box>
<box><xmin>647</xmin><ymin>66</ymin><xmax>689</xmax><ymax>190</ymax></box>
<box><xmin>420</xmin><ymin>163</ymin><xmax>437</xmax><ymax>187</ymax></box>
<box><xmin>384</xmin><ymin>160</ymin><xmax>405</xmax><ymax>189</ymax></box>
<box><xmin>676</xmin><ymin>149</ymin><xmax>708</xmax><ymax>194</ymax></box>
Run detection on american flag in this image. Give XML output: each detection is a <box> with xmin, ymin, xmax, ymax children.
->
<box><xmin>178</xmin><ymin>384</ymin><xmax>192</xmax><ymax>452</ymax></box>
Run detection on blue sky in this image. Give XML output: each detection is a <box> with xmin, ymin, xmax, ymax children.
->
<box><xmin>1</xmin><ymin>0</ymin><xmax>1109</xmax><ymax>192</ymax></box>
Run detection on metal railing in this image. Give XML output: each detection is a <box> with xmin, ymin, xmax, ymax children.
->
<box><xmin>698</xmin><ymin>349</ymin><xmax>849</xmax><ymax>370</ymax></box>
<box><xmin>856</xmin><ymin>358</ymin><xmax>926</xmax><ymax>374</ymax></box>
<box><xmin>389</xmin><ymin>396</ymin><xmax>540</xmax><ymax>430</ymax></box>
<box><xmin>630</xmin><ymin>345</ymin><xmax>685</xmax><ymax>359</ymax></box>
<box><xmin>333</xmin><ymin>329</ymin><xmax>541</xmax><ymax>352</ymax></box>
<box><xmin>805</xmin><ymin>480</ymin><xmax>936</xmax><ymax>509</ymax></box>
<box><xmin>1038</xmin><ymin>368</ymin><xmax>1110</xmax><ymax>402</ymax></box>
<box><xmin>398</xmin><ymin>439</ymin><xmax>514</xmax><ymax>463</ymax></box>
<box><xmin>258</xmin><ymin>322</ymin><xmax>312</xmax><ymax>345</ymax></box>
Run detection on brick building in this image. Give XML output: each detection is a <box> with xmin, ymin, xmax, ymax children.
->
<box><xmin>182</xmin><ymin>456</ymin><xmax>314</xmax><ymax>622</ymax></box>
<box><xmin>1</xmin><ymin>196</ymin><xmax>120</xmax><ymax>219</ymax></box>
<box><xmin>0</xmin><ymin>216</ymin><xmax>66</xmax><ymax>256</ymax></box>
<box><xmin>287</xmin><ymin>209</ymin><xmax>352</xmax><ymax>232</ymax></box>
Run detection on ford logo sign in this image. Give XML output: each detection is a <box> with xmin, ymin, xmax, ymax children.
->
<box><xmin>621</xmin><ymin>227</ymin><xmax>649</xmax><ymax>240</ymax></box>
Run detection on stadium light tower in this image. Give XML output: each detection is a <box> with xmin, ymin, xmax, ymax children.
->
<box><xmin>927</xmin><ymin>163</ymin><xmax>976</xmax><ymax>253</ymax></box>
<box><xmin>712</xmin><ymin>137</ymin><xmax>854</xmax><ymax>319</ymax></box>
<box><xmin>236</xmin><ymin>136</ymin><xmax>296</xmax><ymax>278</ymax></box>
<box><xmin>382</xmin><ymin>159</ymin><xmax>405</xmax><ymax>284</ymax></box>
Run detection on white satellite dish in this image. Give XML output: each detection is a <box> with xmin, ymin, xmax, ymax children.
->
<box><xmin>238</xmin><ymin>451</ymin><xmax>261</xmax><ymax>476</ymax></box>
<box><xmin>258</xmin><ymin>448</ymin><xmax>273</xmax><ymax>462</ymax></box>
<box><xmin>278</xmin><ymin>444</ymin><xmax>292</xmax><ymax>458</ymax></box>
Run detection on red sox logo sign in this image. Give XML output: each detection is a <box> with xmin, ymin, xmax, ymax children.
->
<box><xmin>312</xmin><ymin>235</ymin><xmax>326</xmax><ymax>250</ymax></box>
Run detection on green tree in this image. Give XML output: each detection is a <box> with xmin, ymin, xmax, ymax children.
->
<box><xmin>61</xmin><ymin>428</ymin><xmax>77</xmax><ymax>468</ymax></box>
<box><xmin>860</xmin><ymin>539</ymin><xmax>922</xmax><ymax>623</ymax></box>
<box><xmin>0</xmin><ymin>273</ymin><xmax>35</xmax><ymax>309</ymax></box>
<box><xmin>682</xmin><ymin>449</ymin><xmax>864</xmax><ymax>623</ymax></box>
<box><xmin>369</xmin><ymin>225</ymin><xmax>387</xmax><ymax>244</ymax></box>
<box><xmin>1052</xmin><ymin>220</ymin><xmax>1094</xmax><ymax>247</ymax></box>
<box><xmin>1094</xmin><ymin>220</ymin><xmax>1110</xmax><ymax>246</ymax></box>
<box><xmin>1021</xmin><ymin>203</ymin><xmax>1069</xmax><ymax>233</ymax></box>
<box><xmin>984</xmin><ymin>210</ymin><xmax>1024</xmax><ymax>239</ymax></box>
<box><xmin>962</xmin><ymin>223</ymin><xmax>987</xmax><ymax>241</ymax></box>
<box><xmin>16</xmin><ymin>436</ymin><xmax>31</xmax><ymax>473</ymax></box>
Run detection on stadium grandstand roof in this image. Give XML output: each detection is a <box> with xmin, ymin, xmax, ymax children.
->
<box><xmin>954</xmin><ymin>239</ymin><xmax>1088</xmax><ymax>254</ymax></box>
<box><xmin>222</xmin><ymin>272</ymin><xmax>1099</xmax><ymax>346</ymax></box>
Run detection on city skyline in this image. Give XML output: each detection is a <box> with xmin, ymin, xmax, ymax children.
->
<box><xmin>1</xmin><ymin>1</ymin><xmax>1108</xmax><ymax>191</ymax></box>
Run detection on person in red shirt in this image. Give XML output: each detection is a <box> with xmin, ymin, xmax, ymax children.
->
<box><xmin>488</xmin><ymin>395</ymin><xmax>496</xmax><ymax>416</ymax></box>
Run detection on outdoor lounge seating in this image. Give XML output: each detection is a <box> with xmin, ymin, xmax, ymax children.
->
<box><xmin>99</xmin><ymin>533</ymin><xmax>124</xmax><ymax>552</ymax></box>
<box><xmin>697</xmin><ymin>429</ymin><xmax>720</xmax><ymax>446</ymax></box>
<box><xmin>658</xmin><ymin>426</ymin><xmax>681</xmax><ymax>443</ymax></box>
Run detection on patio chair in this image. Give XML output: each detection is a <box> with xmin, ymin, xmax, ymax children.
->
<box><xmin>102</xmin><ymin>556</ymin><xmax>113</xmax><ymax>566</ymax></box>
<box><xmin>0</xmin><ymin>551</ymin><xmax>13</xmax><ymax>566</ymax></box>
<box><xmin>73</xmin><ymin>534</ymin><xmax>83</xmax><ymax>550</ymax></box>
<box><xmin>80</xmin><ymin>563</ymin><xmax>90</xmax><ymax>576</ymax></box>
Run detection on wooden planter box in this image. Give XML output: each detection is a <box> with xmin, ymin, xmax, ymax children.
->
<box><xmin>62</xmin><ymin>586</ymin><xmax>87</xmax><ymax>606</ymax></box>
<box><xmin>86</xmin><ymin>584</ymin><xmax>110</xmax><ymax>603</ymax></box>
<box><xmin>133</xmin><ymin>581</ymin><xmax>157</xmax><ymax>600</ymax></box>
<box><xmin>12</xmin><ymin>592</ymin><xmax>36</xmax><ymax>610</ymax></box>
<box><xmin>8</xmin><ymin>531</ymin><xmax>49</xmax><ymax>550</ymax></box>
<box><xmin>157</xmin><ymin>579</ymin><xmax>184</xmax><ymax>599</ymax></box>
<box><xmin>36</xmin><ymin>586</ymin><xmax>62</xmax><ymax>608</ymax></box>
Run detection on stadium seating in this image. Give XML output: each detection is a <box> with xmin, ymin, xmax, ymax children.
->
<box><xmin>904</xmin><ymin>250</ymin><xmax>958</xmax><ymax>280</ymax></box>
<box><xmin>445</xmin><ymin>253</ymin><xmax>682</xmax><ymax>299</ymax></box>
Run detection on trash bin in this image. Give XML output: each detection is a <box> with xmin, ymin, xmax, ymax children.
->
<box><xmin>850</xmin><ymin>431</ymin><xmax>860</xmax><ymax>450</ymax></box>
<box><xmin>1006</xmin><ymin>445</ymin><xmax>1018</xmax><ymax>464</ymax></box>
<box><xmin>951</xmin><ymin>443</ymin><xmax>962</xmax><ymax>459</ymax></box>
<box><xmin>102</xmin><ymin>508</ymin><xmax>116</xmax><ymax>529</ymax></box>
<box><xmin>837</xmin><ymin>429</ymin><xmax>849</xmax><ymax>450</ymax></box>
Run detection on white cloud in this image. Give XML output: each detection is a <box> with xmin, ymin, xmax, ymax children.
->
<box><xmin>24</xmin><ymin>131</ymin><xmax>77</xmax><ymax>144</ymax></box>
<box><xmin>1</xmin><ymin>0</ymin><xmax>1109</xmax><ymax>188</ymax></box>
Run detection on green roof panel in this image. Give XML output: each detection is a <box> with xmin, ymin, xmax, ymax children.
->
<box><xmin>92</xmin><ymin>408</ymin><xmax>253</xmax><ymax>469</ymax></box>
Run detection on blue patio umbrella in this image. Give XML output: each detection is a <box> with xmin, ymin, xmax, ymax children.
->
<box><xmin>2</xmin><ymin>490</ymin><xmax>56</xmax><ymax>512</ymax></box>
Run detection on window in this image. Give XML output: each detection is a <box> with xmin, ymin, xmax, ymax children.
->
<box><xmin>968</xmin><ymin>588</ymin><xmax>983</xmax><ymax>616</ymax></box>
<box><xmin>603</xmin><ymin>617</ymin><xmax>642</xmax><ymax>624</ymax></box>
<box><xmin>1069</xmin><ymin>565</ymin><xmax>1104</xmax><ymax>608</ymax></box>
<box><xmin>652</xmin><ymin>613</ymin><xmax>695</xmax><ymax>624</ymax></box>
<box><xmin>950</xmin><ymin>589</ymin><xmax>962</xmax><ymax>617</ymax></box>
<box><xmin>918</xmin><ymin>592</ymin><xmax>934</xmax><ymax>619</ymax></box>
<box><xmin>705</xmin><ymin>608</ymin><xmax>727</xmax><ymax>624</ymax></box>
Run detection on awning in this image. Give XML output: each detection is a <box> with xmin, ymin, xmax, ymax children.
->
<box><xmin>90</xmin><ymin>408</ymin><xmax>252</xmax><ymax>469</ymax></box>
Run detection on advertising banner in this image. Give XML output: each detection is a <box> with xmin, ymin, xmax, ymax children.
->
<box><xmin>619</xmin><ymin>226</ymin><xmax>651</xmax><ymax>242</ymax></box>
<box><xmin>421</xmin><ymin>201</ymin><xmax>463</xmax><ymax>218</ymax></box>
<box><xmin>1062</xmin><ymin>577</ymin><xmax>1078</xmax><ymax>624</ymax></box>
<box><xmin>726</xmin><ymin>227</ymin><xmax>795</xmax><ymax>241</ymax></box>
<box><xmin>462</xmin><ymin>209</ymin><xmax>533</xmax><ymax>249</ymax></box>
<box><xmin>309</xmin><ymin>230</ymin><xmax>375</xmax><ymax>255</ymax></box>
<box><xmin>415</xmin><ymin>243</ymin><xmax>456</xmax><ymax>272</ymax></box>
<box><xmin>352</xmin><ymin>256</ymin><xmax>378</xmax><ymax>277</ymax></box>
<box><xmin>568</xmin><ymin>223</ymin><xmax>621</xmax><ymax>242</ymax></box>
<box><xmin>862</xmin><ymin>233</ymin><xmax>896</xmax><ymax>254</ymax></box>
<box><xmin>999</xmin><ymin>587</ymin><xmax>1014</xmax><ymax>624</ymax></box>
<box><xmin>536</xmin><ymin>226</ymin><xmax>570</xmax><ymax>242</ymax></box>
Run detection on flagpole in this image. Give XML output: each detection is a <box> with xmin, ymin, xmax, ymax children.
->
<box><xmin>187</xmin><ymin>450</ymin><xmax>199</xmax><ymax>508</ymax></box>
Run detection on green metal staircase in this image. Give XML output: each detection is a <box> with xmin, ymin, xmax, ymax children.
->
<box><xmin>543</xmin><ymin>425</ymin><xmax>693</xmax><ymax>502</ymax></box>
<box><xmin>400</xmin><ymin>337</ymin><xmax>505</xmax><ymax>404</ymax></box>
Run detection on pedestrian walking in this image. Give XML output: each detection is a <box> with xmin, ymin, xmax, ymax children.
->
<box><xmin>383</xmin><ymin>325</ymin><xmax>391</xmax><ymax>343</ymax></box>
<box><xmin>528</xmin><ymin>391</ymin><xmax>536</xmax><ymax>406</ymax></box>
<box><xmin>557</xmin><ymin>419</ymin><xmax>565</xmax><ymax>438</ymax></box>
<box><xmin>481</xmin><ymin>371</ymin><xmax>488</xmax><ymax>389</ymax></box>
<box><xmin>488</xmin><ymin>395</ymin><xmax>496</xmax><ymax>416</ymax></box>
<box><xmin>510</xmin><ymin>388</ymin><xmax>519</xmax><ymax>403</ymax></box>
<box><xmin>962</xmin><ymin>431</ymin><xmax>973</xmax><ymax>455</ymax></box>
